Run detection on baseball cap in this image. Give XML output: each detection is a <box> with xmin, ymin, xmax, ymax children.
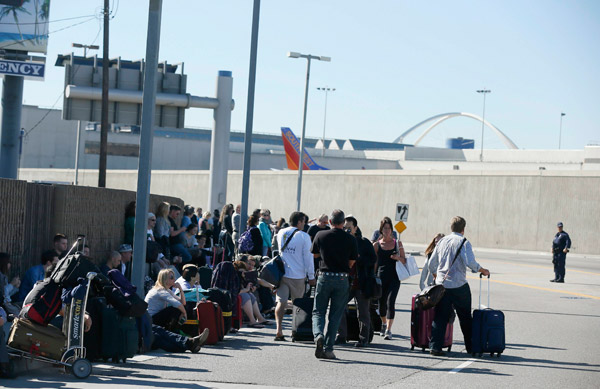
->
<box><xmin>118</xmin><ymin>244</ymin><xmax>133</xmax><ymax>253</ymax></box>
<box><xmin>557</xmin><ymin>222</ymin><xmax>563</xmax><ymax>227</ymax></box>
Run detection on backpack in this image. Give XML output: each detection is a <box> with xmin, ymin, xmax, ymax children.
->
<box><xmin>238</xmin><ymin>227</ymin><xmax>256</xmax><ymax>253</ymax></box>
<box><xmin>20</xmin><ymin>278</ymin><xmax>63</xmax><ymax>326</ymax></box>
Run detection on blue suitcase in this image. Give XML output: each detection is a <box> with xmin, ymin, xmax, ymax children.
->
<box><xmin>472</xmin><ymin>274</ymin><xmax>505</xmax><ymax>357</ymax></box>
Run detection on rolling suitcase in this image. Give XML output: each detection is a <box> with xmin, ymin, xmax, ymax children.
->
<box><xmin>197</xmin><ymin>301</ymin><xmax>224</xmax><ymax>345</ymax></box>
<box><xmin>472</xmin><ymin>274</ymin><xmax>505</xmax><ymax>357</ymax></box>
<box><xmin>291</xmin><ymin>286</ymin><xmax>314</xmax><ymax>342</ymax></box>
<box><xmin>198</xmin><ymin>266</ymin><xmax>213</xmax><ymax>289</ymax></box>
<box><xmin>206</xmin><ymin>287</ymin><xmax>234</xmax><ymax>334</ymax></box>
<box><xmin>101</xmin><ymin>305</ymin><xmax>138</xmax><ymax>362</ymax></box>
<box><xmin>346</xmin><ymin>301</ymin><xmax>374</xmax><ymax>343</ymax></box>
<box><xmin>370</xmin><ymin>301</ymin><xmax>382</xmax><ymax>333</ymax></box>
<box><xmin>410</xmin><ymin>294</ymin><xmax>453</xmax><ymax>352</ymax></box>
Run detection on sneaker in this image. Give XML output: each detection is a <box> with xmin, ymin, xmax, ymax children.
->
<box><xmin>315</xmin><ymin>335</ymin><xmax>325</xmax><ymax>359</ymax></box>
<box><xmin>384</xmin><ymin>330</ymin><xmax>392</xmax><ymax>340</ymax></box>
<box><xmin>322</xmin><ymin>350</ymin><xmax>337</xmax><ymax>360</ymax></box>
<box><xmin>549</xmin><ymin>279</ymin><xmax>557</xmax><ymax>282</ymax></box>
<box><xmin>380</xmin><ymin>324</ymin><xmax>387</xmax><ymax>337</ymax></box>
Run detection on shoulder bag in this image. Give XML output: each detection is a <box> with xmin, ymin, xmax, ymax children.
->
<box><xmin>414</xmin><ymin>237</ymin><xmax>467</xmax><ymax>311</ymax></box>
<box><xmin>258</xmin><ymin>229</ymin><xmax>300</xmax><ymax>287</ymax></box>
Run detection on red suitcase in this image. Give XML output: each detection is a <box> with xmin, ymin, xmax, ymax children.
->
<box><xmin>196</xmin><ymin>301</ymin><xmax>224</xmax><ymax>345</ymax></box>
<box><xmin>410</xmin><ymin>294</ymin><xmax>453</xmax><ymax>352</ymax></box>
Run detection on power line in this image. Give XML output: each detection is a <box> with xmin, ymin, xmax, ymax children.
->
<box><xmin>0</xmin><ymin>16</ymin><xmax>97</xmax><ymax>50</ymax></box>
<box><xmin>0</xmin><ymin>14</ymin><xmax>96</xmax><ymax>25</ymax></box>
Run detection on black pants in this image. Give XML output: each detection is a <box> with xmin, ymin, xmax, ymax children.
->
<box><xmin>257</xmin><ymin>286</ymin><xmax>275</xmax><ymax>312</ymax></box>
<box><xmin>553</xmin><ymin>254</ymin><xmax>566</xmax><ymax>281</ymax></box>
<box><xmin>338</xmin><ymin>289</ymin><xmax>371</xmax><ymax>343</ymax></box>
<box><xmin>430</xmin><ymin>283</ymin><xmax>472</xmax><ymax>352</ymax></box>
<box><xmin>151</xmin><ymin>324</ymin><xmax>188</xmax><ymax>353</ymax></box>
<box><xmin>378</xmin><ymin>275</ymin><xmax>400</xmax><ymax>319</ymax></box>
<box><xmin>152</xmin><ymin>306</ymin><xmax>182</xmax><ymax>333</ymax></box>
<box><xmin>0</xmin><ymin>325</ymin><xmax>7</xmax><ymax>363</ymax></box>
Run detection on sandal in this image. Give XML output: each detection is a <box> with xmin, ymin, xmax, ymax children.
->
<box><xmin>258</xmin><ymin>320</ymin><xmax>272</xmax><ymax>325</ymax></box>
<box><xmin>247</xmin><ymin>323</ymin><xmax>265</xmax><ymax>328</ymax></box>
<box><xmin>274</xmin><ymin>335</ymin><xmax>287</xmax><ymax>341</ymax></box>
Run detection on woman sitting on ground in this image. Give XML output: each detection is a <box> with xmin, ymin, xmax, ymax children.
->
<box><xmin>145</xmin><ymin>268</ymin><xmax>187</xmax><ymax>332</ymax></box>
<box><xmin>233</xmin><ymin>260</ymin><xmax>270</xmax><ymax>328</ymax></box>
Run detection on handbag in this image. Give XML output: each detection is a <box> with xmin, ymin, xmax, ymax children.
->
<box><xmin>371</xmin><ymin>276</ymin><xmax>383</xmax><ymax>300</ymax></box>
<box><xmin>414</xmin><ymin>238</ymin><xmax>467</xmax><ymax>311</ymax></box>
<box><xmin>258</xmin><ymin>229</ymin><xmax>299</xmax><ymax>287</ymax></box>
<box><xmin>405</xmin><ymin>255</ymin><xmax>420</xmax><ymax>277</ymax></box>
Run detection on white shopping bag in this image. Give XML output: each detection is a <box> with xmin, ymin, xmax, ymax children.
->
<box><xmin>396</xmin><ymin>261</ymin><xmax>411</xmax><ymax>281</ymax></box>
<box><xmin>405</xmin><ymin>255</ymin><xmax>420</xmax><ymax>277</ymax></box>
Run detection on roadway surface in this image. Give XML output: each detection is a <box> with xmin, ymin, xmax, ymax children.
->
<box><xmin>7</xmin><ymin>246</ymin><xmax>600</xmax><ymax>388</ymax></box>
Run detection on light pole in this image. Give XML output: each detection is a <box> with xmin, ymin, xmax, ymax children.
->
<box><xmin>317</xmin><ymin>87</ymin><xmax>335</xmax><ymax>157</ymax></box>
<box><xmin>72</xmin><ymin>43</ymin><xmax>99</xmax><ymax>185</ymax></box>
<box><xmin>476</xmin><ymin>89</ymin><xmax>491</xmax><ymax>161</ymax></box>
<box><xmin>287</xmin><ymin>51</ymin><xmax>331</xmax><ymax>211</ymax></box>
<box><xmin>559</xmin><ymin>112</ymin><xmax>566</xmax><ymax>149</ymax></box>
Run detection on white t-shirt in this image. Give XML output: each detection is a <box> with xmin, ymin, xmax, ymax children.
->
<box><xmin>277</xmin><ymin>227</ymin><xmax>315</xmax><ymax>280</ymax></box>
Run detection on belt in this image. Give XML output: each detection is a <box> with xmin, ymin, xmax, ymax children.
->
<box><xmin>320</xmin><ymin>272</ymin><xmax>348</xmax><ymax>277</ymax></box>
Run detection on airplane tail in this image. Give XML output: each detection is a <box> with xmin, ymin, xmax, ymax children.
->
<box><xmin>281</xmin><ymin>127</ymin><xmax>328</xmax><ymax>171</ymax></box>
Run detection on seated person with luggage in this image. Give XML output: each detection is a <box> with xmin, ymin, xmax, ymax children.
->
<box><xmin>0</xmin><ymin>306</ymin><xmax>15</xmax><ymax>378</ymax></box>
<box><xmin>145</xmin><ymin>269</ymin><xmax>188</xmax><ymax>332</ymax></box>
<box><xmin>19</xmin><ymin>251</ymin><xmax>59</xmax><ymax>302</ymax></box>
<box><xmin>175</xmin><ymin>265</ymin><xmax>199</xmax><ymax>290</ymax></box>
<box><xmin>100</xmin><ymin>251</ymin><xmax>121</xmax><ymax>276</ymax></box>
<box><xmin>0</xmin><ymin>253</ymin><xmax>21</xmax><ymax>317</ymax></box>
<box><xmin>233</xmin><ymin>261</ymin><xmax>270</xmax><ymax>328</ymax></box>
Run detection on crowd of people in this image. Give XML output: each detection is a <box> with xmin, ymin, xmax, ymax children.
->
<box><xmin>0</xmin><ymin>199</ymin><xmax>501</xmax><ymax>377</ymax></box>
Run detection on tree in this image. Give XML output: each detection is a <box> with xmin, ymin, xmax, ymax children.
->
<box><xmin>0</xmin><ymin>0</ymin><xmax>31</xmax><ymax>44</ymax></box>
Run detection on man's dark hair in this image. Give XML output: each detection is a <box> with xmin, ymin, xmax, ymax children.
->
<box><xmin>183</xmin><ymin>205</ymin><xmax>194</xmax><ymax>216</ymax></box>
<box><xmin>182</xmin><ymin>266</ymin><xmax>198</xmax><ymax>282</ymax></box>
<box><xmin>345</xmin><ymin>216</ymin><xmax>358</xmax><ymax>227</ymax></box>
<box><xmin>289</xmin><ymin>212</ymin><xmax>306</xmax><ymax>227</ymax></box>
<box><xmin>53</xmin><ymin>233</ymin><xmax>67</xmax><ymax>243</ymax></box>
<box><xmin>169</xmin><ymin>204</ymin><xmax>182</xmax><ymax>212</ymax></box>
<box><xmin>330</xmin><ymin>209</ymin><xmax>345</xmax><ymax>226</ymax></box>
<box><xmin>450</xmin><ymin>216</ymin><xmax>466</xmax><ymax>233</ymax></box>
<box><xmin>186</xmin><ymin>223</ymin><xmax>198</xmax><ymax>233</ymax></box>
<box><xmin>41</xmin><ymin>250</ymin><xmax>58</xmax><ymax>266</ymax></box>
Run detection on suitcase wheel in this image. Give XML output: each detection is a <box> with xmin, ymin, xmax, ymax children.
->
<box><xmin>479</xmin><ymin>353</ymin><xmax>483</xmax><ymax>358</ymax></box>
<box><xmin>447</xmin><ymin>346</ymin><xmax>451</xmax><ymax>352</ymax></box>
<box><xmin>410</xmin><ymin>345</ymin><xmax>414</xmax><ymax>350</ymax></box>
<box><xmin>497</xmin><ymin>353</ymin><xmax>501</xmax><ymax>358</ymax></box>
<box><xmin>490</xmin><ymin>353</ymin><xmax>494</xmax><ymax>357</ymax></box>
<box><xmin>71</xmin><ymin>358</ymin><xmax>92</xmax><ymax>379</ymax></box>
<box><xmin>421</xmin><ymin>347</ymin><xmax>425</xmax><ymax>352</ymax></box>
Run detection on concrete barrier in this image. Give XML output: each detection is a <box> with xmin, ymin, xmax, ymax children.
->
<box><xmin>17</xmin><ymin>169</ymin><xmax>600</xmax><ymax>255</ymax></box>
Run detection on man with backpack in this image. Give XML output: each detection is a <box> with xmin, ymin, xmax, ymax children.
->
<box><xmin>273</xmin><ymin>212</ymin><xmax>315</xmax><ymax>341</ymax></box>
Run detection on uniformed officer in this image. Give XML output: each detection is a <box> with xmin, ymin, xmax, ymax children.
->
<box><xmin>551</xmin><ymin>222</ymin><xmax>571</xmax><ymax>283</ymax></box>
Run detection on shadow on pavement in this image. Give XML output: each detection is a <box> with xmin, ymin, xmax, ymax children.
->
<box><xmin>506</xmin><ymin>343</ymin><xmax>566</xmax><ymax>351</ymax></box>
<box><xmin>502</xmin><ymin>308</ymin><xmax>600</xmax><ymax>318</ymax></box>
<box><xmin>10</xmin><ymin>374</ymin><xmax>212</xmax><ymax>388</ymax></box>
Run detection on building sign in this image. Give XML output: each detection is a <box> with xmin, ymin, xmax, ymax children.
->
<box><xmin>0</xmin><ymin>58</ymin><xmax>45</xmax><ymax>80</ymax></box>
<box><xmin>0</xmin><ymin>0</ymin><xmax>51</xmax><ymax>54</ymax></box>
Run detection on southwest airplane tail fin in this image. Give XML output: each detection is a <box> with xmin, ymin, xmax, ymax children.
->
<box><xmin>281</xmin><ymin>127</ymin><xmax>328</xmax><ymax>171</ymax></box>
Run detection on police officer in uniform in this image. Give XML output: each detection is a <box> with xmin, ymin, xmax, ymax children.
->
<box><xmin>551</xmin><ymin>222</ymin><xmax>571</xmax><ymax>283</ymax></box>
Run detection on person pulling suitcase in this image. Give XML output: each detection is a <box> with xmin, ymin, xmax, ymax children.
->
<box><xmin>427</xmin><ymin>216</ymin><xmax>490</xmax><ymax>356</ymax></box>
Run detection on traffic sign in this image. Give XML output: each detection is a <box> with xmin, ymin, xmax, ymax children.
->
<box><xmin>395</xmin><ymin>203</ymin><xmax>409</xmax><ymax>222</ymax></box>
<box><xmin>395</xmin><ymin>221</ymin><xmax>407</xmax><ymax>234</ymax></box>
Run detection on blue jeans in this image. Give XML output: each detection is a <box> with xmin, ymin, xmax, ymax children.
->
<box><xmin>151</xmin><ymin>324</ymin><xmax>188</xmax><ymax>353</ymax></box>
<box><xmin>171</xmin><ymin>243</ymin><xmax>192</xmax><ymax>263</ymax></box>
<box><xmin>312</xmin><ymin>274</ymin><xmax>349</xmax><ymax>352</ymax></box>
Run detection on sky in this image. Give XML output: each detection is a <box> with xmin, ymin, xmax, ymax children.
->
<box><xmin>4</xmin><ymin>0</ymin><xmax>600</xmax><ymax>150</ymax></box>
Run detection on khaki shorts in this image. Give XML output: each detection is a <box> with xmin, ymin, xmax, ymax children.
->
<box><xmin>276</xmin><ymin>277</ymin><xmax>306</xmax><ymax>303</ymax></box>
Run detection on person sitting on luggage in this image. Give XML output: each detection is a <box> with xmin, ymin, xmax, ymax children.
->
<box><xmin>145</xmin><ymin>268</ymin><xmax>187</xmax><ymax>332</ymax></box>
<box><xmin>175</xmin><ymin>265</ymin><xmax>199</xmax><ymax>290</ymax></box>
<box><xmin>100</xmin><ymin>251</ymin><xmax>122</xmax><ymax>276</ymax></box>
<box><xmin>19</xmin><ymin>250</ymin><xmax>59</xmax><ymax>302</ymax></box>
<box><xmin>427</xmin><ymin>216</ymin><xmax>490</xmax><ymax>356</ymax></box>
<box><xmin>0</xmin><ymin>253</ymin><xmax>21</xmax><ymax>317</ymax></box>
<box><xmin>233</xmin><ymin>261</ymin><xmax>269</xmax><ymax>328</ymax></box>
<box><xmin>0</xmin><ymin>306</ymin><xmax>16</xmax><ymax>378</ymax></box>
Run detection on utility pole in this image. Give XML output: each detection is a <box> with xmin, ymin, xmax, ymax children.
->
<box><xmin>317</xmin><ymin>87</ymin><xmax>335</xmax><ymax>157</ymax></box>
<box><xmin>476</xmin><ymin>89</ymin><xmax>491</xmax><ymax>162</ymax></box>
<box><xmin>99</xmin><ymin>0</ymin><xmax>110</xmax><ymax>187</ymax></box>
<box><xmin>559</xmin><ymin>112</ymin><xmax>566</xmax><ymax>149</ymax></box>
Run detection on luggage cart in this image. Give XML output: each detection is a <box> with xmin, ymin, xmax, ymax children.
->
<box><xmin>8</xmin><ymin>236</ymin><xmax>95</xmax><ymax>379</ymax></box>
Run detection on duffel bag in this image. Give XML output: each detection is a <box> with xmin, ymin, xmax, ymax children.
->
<box><xmin>8</xmin><ymin>318</ymin><xmax>66</xmax><ymax>360</ymax></box>
<box><xmin>20</xmin><ymin>278</ymin><xmax>63</xmax><ymax>326</ymax></box>
<box><xmin>51</xmin><ymin>253</ymin><xmax>100</xmax><ymax>288</ymax></box>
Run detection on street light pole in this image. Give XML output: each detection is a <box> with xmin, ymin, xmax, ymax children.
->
<box><xmin>559</xmin><ymin>112</ymin><xmax>566</xmax><ymax>149</ymax></box>
<box><xmin>287</xmin><ymin>52</ymin><xmax>331</xmax><ymax>211</ymax></box>
<box><xmin>476</xmin><ymin>89</ymin><xmax>491</xmax><ymax>161</ymax></box>
<box><xmin>317</xmin><ymin>87</ymin><xmax>335</xmax><ymax>157</ymax></box>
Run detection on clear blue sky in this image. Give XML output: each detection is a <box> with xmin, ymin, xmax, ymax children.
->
<box><xmin>9</xmin><ymin>0</ymin><xmax>600</xmax><ymax>150</ymax></box>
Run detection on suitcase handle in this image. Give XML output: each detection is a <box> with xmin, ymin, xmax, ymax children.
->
<box><xmin>478</xmin><ymin>273</ymin><xmax>490</xmax><ymax>309</ymax></box>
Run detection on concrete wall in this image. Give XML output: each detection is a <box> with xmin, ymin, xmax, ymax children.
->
<box><xmin>17</xmin><ymin>169</ymin><xmax>600</xmax><ymax>254</ymax></box>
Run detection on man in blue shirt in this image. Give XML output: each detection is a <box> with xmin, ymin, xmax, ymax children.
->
<box><xmin>428</xmin><ymin>216</ymin><xmax>490</xmax><ymax>356</ymax></box>
<box><xmin>551</xmin><ymin>222</ymin><xmax>571</xmax><ymax>283</ymax></box>
<box><xmin>18</xmin><ymin>250</ymin><xmax>59</xmax><ymax>302</ymax></box>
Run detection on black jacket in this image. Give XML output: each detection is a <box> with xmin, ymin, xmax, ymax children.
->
<box><xmin>354</xmin><ymin>232</ymin><xmax>377</xmax><ymax>296</ymax></box>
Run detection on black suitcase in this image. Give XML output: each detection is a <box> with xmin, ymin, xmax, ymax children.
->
<box><xmin>50</xmin><ymin>253</ymin><xmax>100</xmax><ymax>288</ymax></box>
<box><xmin>291</xmin><ymin>287</ymin><xmax>314</xmax><ymax>342</ymax></box>
<box><xmin>101</xmin><ymin>305</ymin><xmax>138</xmax><ymax>362</ymax></box>
<box><xmin>370</xmin><ymin>301</ymin><xmax>382</xmax><ymax>333</ymax></box>
<box><xmin>198</xmin><ymin>266</ymin><xmax>213</xmax><ymax>289</ymax></box>
<box><xmin>346</xmin><ymin>302</ymin><xmax>375</xmax><ymax>343</ymax></box>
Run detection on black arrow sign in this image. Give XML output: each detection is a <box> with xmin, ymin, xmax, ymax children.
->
<box><xmin>397</xmin><ymin>205</ymin><xmax>408</xmax><ymax>221</ymax></box>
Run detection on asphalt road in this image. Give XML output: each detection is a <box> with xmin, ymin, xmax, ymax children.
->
<box><xmin>6</xmin><ymin>247</ymin><xmax>600</xmax><ymax>388</ymax></box>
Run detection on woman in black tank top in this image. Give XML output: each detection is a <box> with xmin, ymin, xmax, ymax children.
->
<box><xmin>373</xmin><ymin>217</ymin><xmax>406</xmax><ymax>340</ymax></box>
